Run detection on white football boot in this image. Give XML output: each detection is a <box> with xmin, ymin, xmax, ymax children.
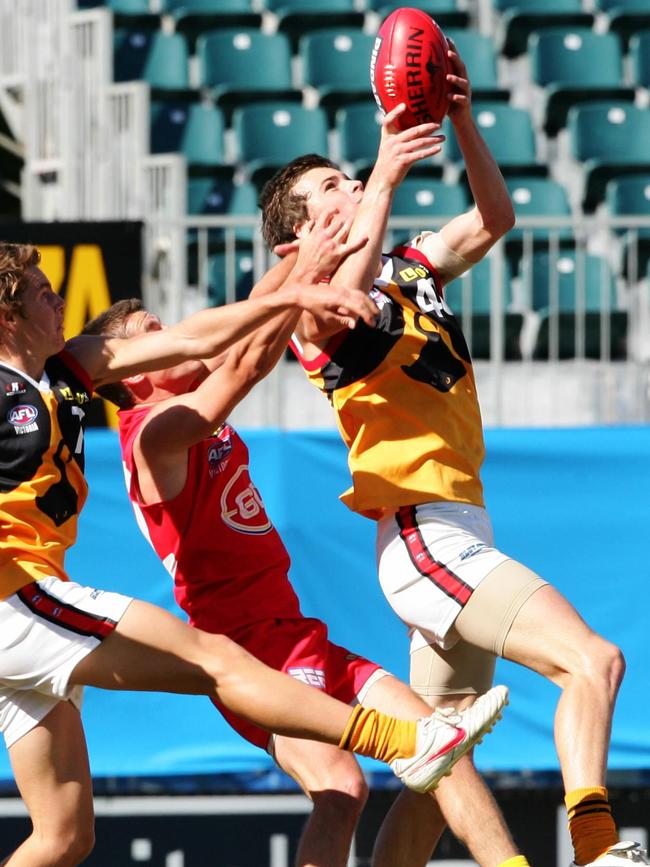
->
<box><xmin>571</xmin><ymin>842</ymin><xmax>650</xmax><ymax>866</ymax></box>
<box><xmin>390</xmin><ymin>684</ymin><xmax>509</xmax><ymax>793</ymax></box>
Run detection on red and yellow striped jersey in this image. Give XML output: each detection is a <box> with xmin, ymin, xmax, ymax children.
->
<box><xmin>291</xmin><ymin>245</ymin><xmax>485</xmax><ymax>519</ymax></box>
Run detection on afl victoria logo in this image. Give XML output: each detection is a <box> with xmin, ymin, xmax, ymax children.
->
<box><xmin>7</xmin><ymin>404</ymin><xmax>38</xmax><ymax>426</ymax></box>
<box><xmin>221</xmin><ymin>464</ymin><xmax>272</xmax><ymax>535</ymax></box>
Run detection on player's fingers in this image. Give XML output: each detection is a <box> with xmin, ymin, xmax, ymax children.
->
<box><xmin>333</xmin><ymin>214</ymin><xmax>356</xmax><ymax>242</ymax></box>
<box><xmin>341</xmin><ymin>235</ymin><xmax>369</xmax><ymax>257</ymax></box>
<box><xmin>446</xmin><ymin>73</ymin><xmax>469</xmax><ymax>90</ymax></box>
<box><xmin>397</xmin><ymin>121</ymin><xmax>441</xmax><ymax>141</ymax></box>
<box><xmin>274</xmin><ymin>240</ymin><xmax>300</xmax><ymax>257</ymax></box>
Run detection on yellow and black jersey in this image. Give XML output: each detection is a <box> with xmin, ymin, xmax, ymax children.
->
<box><xmin>291</xmin><ymin>244</ymin><xmax>486</xmax><ymax>519</ymax></box>
<box><xmin>0</xmin><ymin>351</ymin><xmax>92</xmax><ymax>599</ymax></box>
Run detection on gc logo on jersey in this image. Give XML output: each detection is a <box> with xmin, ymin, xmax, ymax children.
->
<box><xmin>221</xmin><ymin>464</ymin><xmax>272</xmax><ymax>534</ymax></box>
<box><xmin>7</xmin><ymin>404</ymin><xmax>39</xmax><ymax>434</ymax></box>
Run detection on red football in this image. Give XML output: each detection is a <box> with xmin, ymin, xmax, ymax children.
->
<box><xmin>370</xmin><ymin>7</ymin><xmax>451</xmax><ymax>131</ymax></box>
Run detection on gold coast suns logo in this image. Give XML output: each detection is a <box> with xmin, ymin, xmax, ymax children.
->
<box><xmin>220</xmin><ymin>464</ymin><xmax>272</xmax><ymax>535</ymax></box>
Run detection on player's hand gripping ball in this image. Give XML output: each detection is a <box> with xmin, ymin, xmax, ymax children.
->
<box><xmin>370</xmin><ymin>6</ymin><xmax>452</xmax><ymax>131</ymax></box>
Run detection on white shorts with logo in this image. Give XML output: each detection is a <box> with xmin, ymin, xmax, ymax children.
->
<box><xmin>377</xmin><ymin>502</ymin><xmax>510</xmax><ymax>651</ymax></box>
<box><xmin>0</xmin><ymin>576</ymin><xmax>132</xmax><ymax>748</ymax></box>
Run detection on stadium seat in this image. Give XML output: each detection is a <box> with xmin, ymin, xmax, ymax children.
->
<box><xmin>197</xmin><ymin>31</ymin><xmax>298</xmax><ymax>122</ymax></box>
<box><xmin>233</xmin><ymin>102</ymin><xmax>329</xmax><ymax>186</ymax></box>
<box><xmin>444</xmin><ymin>29</ymin><xmax>508</xmax><ymax>102</ymax></box>
<box><xmin>206</xmin><ymin>249</ymin><xmax>255</xmax><ymax>306</ymax></box>
<box><xmin>568</xmin><ymin>103</ymin><xmax>650</xmax><ymax>211</ymax></box>
<box><xmin>391</xmin><ymin>179</ymin><xmax>468</xmax><ymax>221</ymax></box>
<box><xmin>444</xmin><ymin>256</ymin><xmax>523</xmax><ymax>359</ymax></box>
<box><xmin>605</xmin><ymin>175</ymin><xmax>650</xmax><ymax>280</ymax></box>
<box><xmin>505</xmin><ymin>176</ymin><xmax>573</xmax><ymax>271</ymax></box>
<box><xmin>445</xmin><ymin>102</ymin><xmax>542</xmax><ymax>177</ymax></box>
<box><xmin>300</xmin><ymin>30</ymin><xmax>375</xmax><ymax>116</ymax></box>
<box><xmin>106</xmin><ymin>0</ymin><xmax>160</xmax><ymax>29</ymax></box>
<box><xmin>524</xmin><ymin>251</ymin><xmax>627</xmax><ymax>359</ymax></box>
<box><xmin>260</xmin><ymin>0</ymin><xmax>363</xmax><ymax>50</ymax></box>
<box><xmin>594</xmin><ymin>0</ymin><xmax>650</xmax><ymax>48</ymax></box>
<box><xmin>493</xmin><ymin>0</ymin><xmax>594</xmax><ymax>58</ymax></box>
<box><xmin>150</xmin><ymin>102</ymin><xmax>227</xmax><ymax>173</ymax></box>
<box><xmin>529</xmin><ymin>29</ymin><xmax>633</xmax><ymax>137</ymax></box>
<box><xmin>161</xmin><ymin>0</ymin><xmax>262</xmax><ymax>48</ymax></box>
<box><xmin>367</xmin><ymin>0</ymin><xmax>469</xmax><ymax>29</ymax></box>
<box><xmin>630</xmin><ymin>31</ymin><xmax>650</xmax><ymax>89</ymax></box>
<box><xmin>114</xmin><ymin>30</ymin><xmax>192</xmax><ymax>97</ymax></box>
<box><xmin>187</xmin><ymin>178</ymin><xmax>258</xmax><ymax>244</ymax></box>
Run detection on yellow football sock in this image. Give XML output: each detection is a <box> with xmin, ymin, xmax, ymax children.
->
<box><xmin>498</xmin><ymin>858</ymin><xmax>531</xmax><ymax>867</ymax></box>
<box><xmin>565</xmin><ymin>786</ymin><xmax>618</xmax><ymax>865</ymax></box>
<box><xmin>338</xmin><ymin>706</ymin><xmax>417</xmax><ymax>764</ymax></box>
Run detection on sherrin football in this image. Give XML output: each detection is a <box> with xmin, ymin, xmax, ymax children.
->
<box><xmin>370</xmin><ymin>7</ymin><xmax>452</xmax><ymax>131</ymax></box>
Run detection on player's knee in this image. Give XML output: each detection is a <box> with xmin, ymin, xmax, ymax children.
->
<box><xmin>197</xmin><ymin>631</ymin><xmax>251</xmax><ymax>680</ymax></box>
<box><xmin>37</xmin><ymin>823</ymin><xmax>95</xmax><ymax>866</ymax></box>
<box><xmin>568</xmin><ymin>634</ymin><xmax>625</xmax><ymax>692</ymax></box>
<box><xmin>311</xmin><ymin>768</ymin><xmax>369</xmax><ymax>822</ymax></box>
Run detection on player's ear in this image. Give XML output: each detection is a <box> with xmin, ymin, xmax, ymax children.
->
<box><xmin>0</xmin><ymin>305</ymin><xmax>16</xmax><ymax>332</ymax></box>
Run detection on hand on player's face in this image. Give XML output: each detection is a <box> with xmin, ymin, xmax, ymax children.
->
<box><xmin>376</xmin><ymin>104</ymin><xmax>445</xmax><ymax>187</ymax></box>
<box><xmin>445</xmin><ymin>40</ymin><xmax>472</xmax><ymax>120</ymax></box>
<box><xmin>292</xmin><ymin>167</ymin><xmax>364</xmax><ymax>228</ymax></box>
<box><xmin>293</xmin><ymin>207</ymin><xmax>369</xmax><ymax>284</ymax></box>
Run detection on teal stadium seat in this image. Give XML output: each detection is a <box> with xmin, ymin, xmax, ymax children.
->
<box><xmin>367</xmin><ymin>0</ymin><xmax>469</xmax><ymax>29</ymax></box>
<box><xmin>206</xmin><ymin>250</ymin><xmax>255</xmax><ymax>306</ymax></box>
<box><xmin>594</xmin><ymin>0</ymin><xmax>650</xmax><ymax>48</ymax></box>
<box><xmin>444</xmin><ymin>29</ymin><xmax>508</xmax><ymax>102</ymax></box>
<box><xmin>150</xmin><ymin>102</ymin><xmax>226</xmax><ymax>173</ymax></box>
<box><xmin>505</xmin><ymin>176</ymin><xmax>573</xmax><ymax>271</ymax></box>
<box><xmin>444</xmin><ymin>256</ymin><xmax>523</xmax><ymax>359</ymax></box>
<box><xmin>568</xmin><ymin>103</ymin><xmax>650</xmax><ymax>211</ymax></box>
<box><xmin>197</xmin><ymin>30</ymin><xmax>298</xmax><ymax>122</ymax></box>
<box><xmin>260</xmin><ymin>0</ymin><xmax>363</xmax><ymax>50</ymax></box>
<box><xmin>606</xmin><ymin>175</ymin><xmax>650</xmax><ymax>280</ymax></box>
<box><xmin>525</xmin><ymin>252</ymin><xmax>627</xmax><ymax>359</ymax></box>
<box><xmin>161</xmin><ymin>0</ymin><xmax>261</xmax><ymax>49</ymax></box>
<box><xmin>187</xmin><ymin>178</ymin><xmax>258</xmax><ymax>244</ymax></box>
<box><xmin>391</xmin><ymin>179</ymin><xmax>468</xmax><ymax>220</ymax></box>
<box><xmin>114</xmin><ymin>30</ymin><xmax>191</xmax><ymax>96</ymax></box>
<box><xmin>300</xmin><ymin>30</ymin><xmax>375</xmax><ymax>116</ymax></box>
<box><xmin>529</xmin><ymin>29</ymin><xmax>633</xmax><ymax>136</ymax></box>
<box><xmin>233</xmin><ymin>102</ymin><xmax>329</xmax><ymax>186</ymax></box>
<box><xmin>630</xmin><ymin>31</ymin><xmax>650</xmax><ymax>88</ymax></box>
<box><xmin>445</xmin><ymin>102</ymin><xmax>541</xmax><ymax>177</ymax></box>
<box><xmin>494</xmin><ymin>0</ymin><xmax>594</xmax><ymax>58</ymax></box>
<box><xmin>106</xmin><ymin>0</ymin><xmax>160</xmax><ymax>29</ymax></box>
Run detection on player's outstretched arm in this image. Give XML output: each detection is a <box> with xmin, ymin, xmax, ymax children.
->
<box><xmin>432</xmin><ymin>42</ymin><xmax>515</xmax><ymax>274</ymax></box>
<box><xmin>327</xmin><ymin>105</ymin><xmax>444</xmax><ymax>304</ymax></box>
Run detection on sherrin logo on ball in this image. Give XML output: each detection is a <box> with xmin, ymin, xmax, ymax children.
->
<box><xmin>370</xmin><ymin>6</ymin><xmax>452</xmax><ymax>131</ymax></box>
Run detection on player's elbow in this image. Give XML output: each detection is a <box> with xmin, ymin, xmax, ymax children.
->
<box><xmin>486</xmin><ymin>201</ymin><xmax>516</xmax><ymax>238</ymax></box>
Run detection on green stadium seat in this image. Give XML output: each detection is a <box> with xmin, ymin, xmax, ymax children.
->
<box><xmin>150</xmin><ymin>102</ymin><xmax>227</xmax><ymax>173</ymax></box>
<box><xmin>187</xmin><ymin>178</ymin><xmax>258</xmax><ymax>244</ymax></box>
<box><xmin>444</xmin><ymin>29</ymin><xmax>508</xmax><ymax>102</ymax></box>
<box><xmin>391</xmin><ymin>179</ymin><xmax>468</xmax><ymax>220</ymax></box>
<box><xmin>605</xmin><ymin>175</ymin><xmax>650</xmax><ymax>280</ymax></box>
<box><xmin>530</xmin><ymin>29</ymin><xmax>633</xmax><ymax>136</ymax></box>
<box><xmin>206</xmin><ymin>249</ymin><xmax>255</xmax><ymax>305</ymax></box>
<box><xmin>444</xmin><ymin>256</ymin><xmax>523</xmax><ymax>359</ymax></box>
<box><xmin>336</xmin><ymin>103</ymin><xmax>444</xmax><ymax>181</ymax></box>
<box><xmin>368</xmin><ymin>0</ymin><xmax>469</xmax><ymax>29</ymax></box>
<box><xmin>505</xmin><ymin>176</ymin><xmax>573</xmax><ymax>271</ymax></box>
<box><xmin>568</xmin><ymin>103</ymin><xmax>650</xmax><ymax>211</ymax></box>
<box><xmin>233</xmin><ymin>102</ymin><xmax>329</xmax><ymax>186</ymax></box>
<box><xmin>114</xmin><ymin>30</ymin><xmax>192</xmax><ymax>98</ymax></box>
<box><xmin>494</xmin><ymin>0</ymin><xmax>594</xmax><ymax>58</ymax></box>
<box><xmin>445</xmin><ymin>102</ymin><xmax>542</xmax><ymax>177</ymax></box>
<box><xmin>107</xmin><ymin>0</ymin><xmax>160</xmax><ymax>29</ymax></box>
<box><xmin>630</xmin><ymin>31</ymin><xmax>650</xmax><ymax>89</ymax></box>
<box><xmin>161</xmin><ymin>0</ymin><xmax>261</xmax><ymax>48</ymax></box>
<box><xmin>524</xmin><ymin>252</ymin><xmax>627</xmax><ymax>359</ymax></box>
<box><xmin>595</xmin><ymin>0</ymin><xmax>650</xmax><ymax>49</ymax></box>
<box><xmin>197</xmin><ymin>31</ymin><xmax>298</xmax><ymax>122</ymax></box>
<box><xmin>300</xmin><ymin>30</ymin><xmax>375</xmax><ymax>116</ymax></box>
<box><xmin>260</xmin><ymin>0</ymin><xmax>363</xmax><ymax>50</ymax></box>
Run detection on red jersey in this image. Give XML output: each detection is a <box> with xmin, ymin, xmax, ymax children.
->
<box><xmin>118</xmin><ymin>405</ymin><xmax>302</xmax><ymax>634</ymax></box>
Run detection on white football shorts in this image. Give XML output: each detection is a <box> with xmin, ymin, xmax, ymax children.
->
<box><xmin>376</xmin><ymin>501</ymin><xmax>510</xmax><ymax>651</ymax></box>
<box><xmin>0</xmin><ymin>576</ymin><xmax>132</xmax><ymax>748</ymax></box>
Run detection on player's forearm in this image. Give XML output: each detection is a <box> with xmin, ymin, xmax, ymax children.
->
<box><xmin>328</xmin><ymin>183</ymin><xmax>393</xmax><ymax>296</ymax></box>
<box><xmin>452</xmin><ymin>114</ymin><xmax>514</xmax><ymax>237</ymax></box>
